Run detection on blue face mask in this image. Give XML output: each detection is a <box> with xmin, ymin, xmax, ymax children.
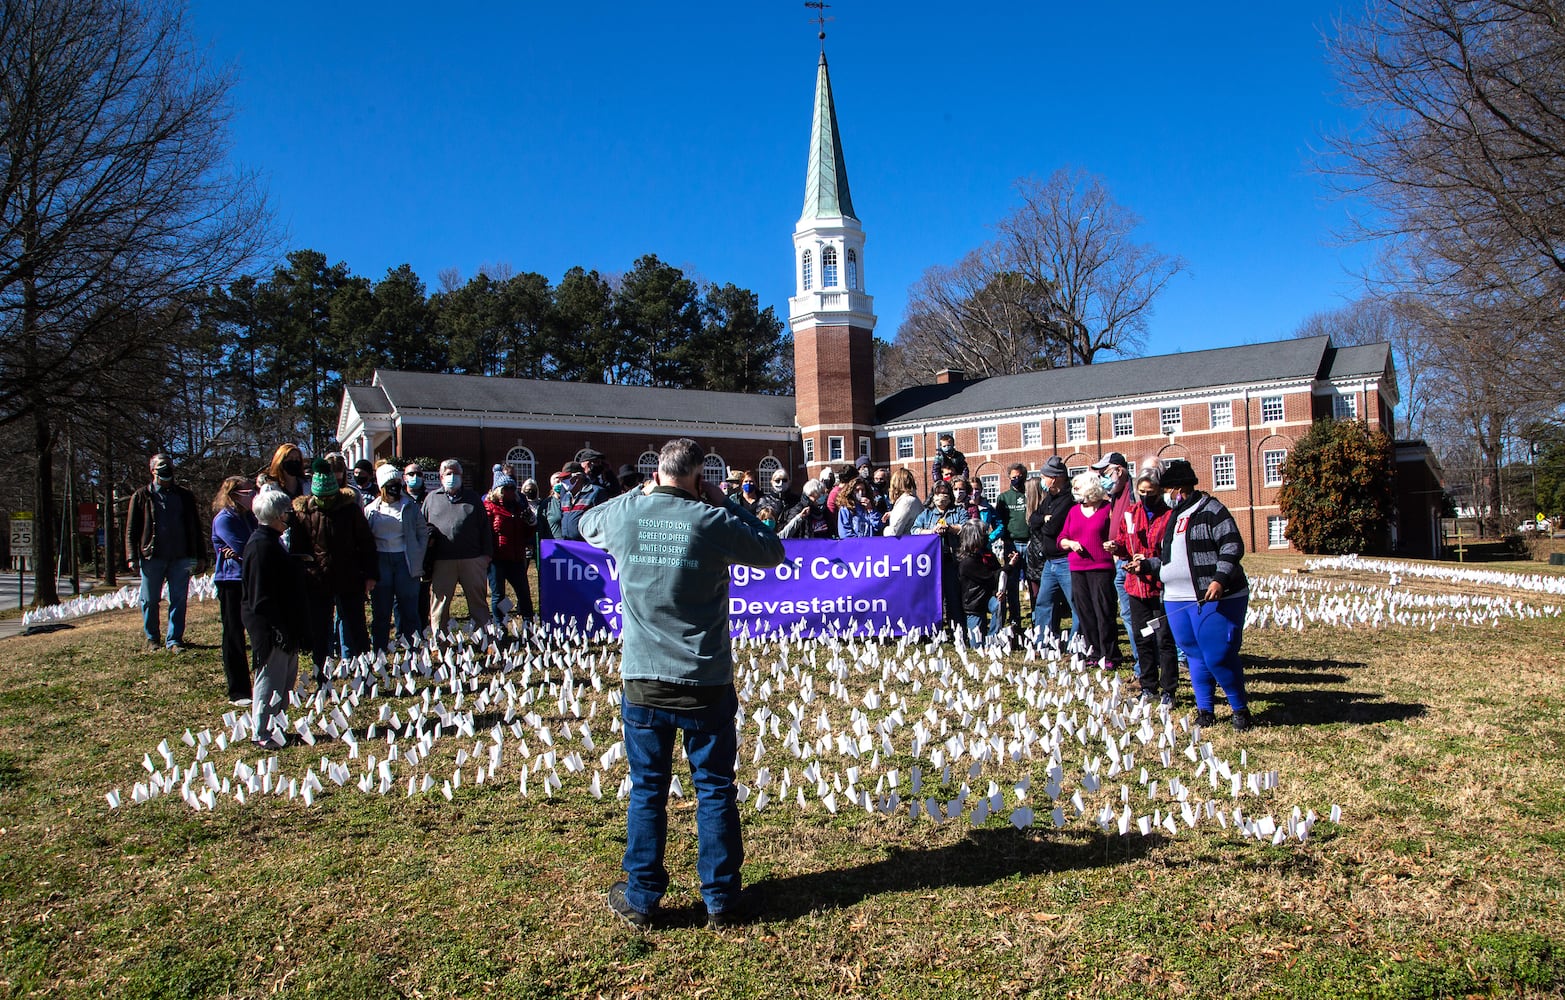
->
<box><xmin>442</xmin><ymin>473</ymin><xmax>461</xmax><ymax>492</ymax></box>
<box><xmin>1099</xmin><ymin>475</ymin><xmax>1115</xmax><ymax>493</ymax></box>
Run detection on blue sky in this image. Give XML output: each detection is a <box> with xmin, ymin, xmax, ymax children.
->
<box><xmin>189</xmin><ymin>2</ymin><xmax>1374</xmax><ymax>359</ymax></box>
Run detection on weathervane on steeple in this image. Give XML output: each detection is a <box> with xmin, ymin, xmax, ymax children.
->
<box><xmin>805</xmin><ymin>1</ymin><xmax>833</xmax><ymax>49</ymax></box>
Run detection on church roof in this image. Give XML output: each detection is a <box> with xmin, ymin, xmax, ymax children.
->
<box><xmin>345</xmin><ymin>384</ymin><xmax>392</xmax><ymax>415</ymax></box>
<box><xmin>368</xmin><ymin>370</ymin><xmax>798</xmax><ymax>430</ymax></box>
<box><xmin>801</xmin><ymin>53</ymin><xmax>857</xmax><ymax>222</ymax></box>
<box><xmin>876</xmin><ymin>335</ymin><xmax>1390</xmax><ymax>424</ymax></box>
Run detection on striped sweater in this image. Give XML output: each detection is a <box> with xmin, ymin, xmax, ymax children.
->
<box><xmin>1155</xmin><ymin>493</ymin><xmax>1247</xmax><ymax>598</ymax></box>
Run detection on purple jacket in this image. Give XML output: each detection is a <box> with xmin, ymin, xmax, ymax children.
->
<box><xmin>211</xmin><ymin>507</ymin><xmax>256</xmax><ymax>583</ymax></box>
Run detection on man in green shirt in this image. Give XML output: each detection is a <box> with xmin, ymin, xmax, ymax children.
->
<box><xmin>580</xmin><ymin>438</ymin><xmax>785</xmax><ymax>930</ymax></box>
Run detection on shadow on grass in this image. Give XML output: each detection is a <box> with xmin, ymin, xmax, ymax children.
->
<box><xmin>1242</xmin><ymin>655</ymin><xmax>1424</xmax><ymax>727</ymax></box>
<box><xmin>662</xmin><ymin>828</ymin><xmax>1154</xmax><ymax>927</ymax></box>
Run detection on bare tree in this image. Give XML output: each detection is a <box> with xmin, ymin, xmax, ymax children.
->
<box><xmin>1327</xmin><ymin>0</ymin><xmax>1565</xmax><ymax>400</ymax></box>
<box><xmin>1293</xmin><ymin>294</ymin><xmax>1435</xmax><ymax>438</ymax></box>
<box><xmin>0</xmin><ymin>0</ymin><xmax>267</xmax><ymax>605</ymax></box>
<box><xmin>892</xmin><ymin>244</ymin><xmax>1069</xmax><ymax>381</ymax></box>
<box><xmin>996</xmin><ymin>169</ymin><xmax>1185</xmax><ymax>366</ymax></box>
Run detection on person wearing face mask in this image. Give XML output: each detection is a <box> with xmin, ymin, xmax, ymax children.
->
<box><xmin>928</xmin><ymin>432</ymin><xmax>969</xmax><ymax>488</ymax></box>
<box><xmin>350</xmin><ymin>459</ymin><xmax>377</xmax><ymax>502</ymax></box>
<box><xmin>995</xmin><ymin>464</ymin><xmax>1032</xmax><ymax>633</ymax></box>
<box><xmin>423</xmin><ymin>458</ymin><xmax>494</xmax><ymax>633</ymax></box>
<box><xmin>719</xmin><ymin>469</ymin><xmax>744</xmax><ymax>503</ymax></box>
<box><xmin>754</xmin><ymin>498</ymin><xmax>781</xmax><ymax>534</ymax></box>
<box><xmin>765</xmin><ymin>469</ymin><xmax>799</xmax><ymax>512</ymax></box>
<box><xmin>836</xmin><ymin>481</ymin><xmax>879</xmax><ymax>538</ymax></box>
<box><xmin>579</xmin><ymin>448</ymin><xmax>622</xmax><ymax>499</ymax></box>
<box><xmin>548</xmin><ymin>461</ymin><xmax>606</xmax><ymax>542</ymax></box>
<box><xmin>402</xmin><ymin>461</ymin><xmax>432</xmax><ymax>626</ymax></box>
<box><xmin>126</xmin><ymin>453</ymin><xmax>205</xmax><ymax>653</ymax></box>
<box><xmin>1026</xmin><ymin>457</ymin><xmax>1079</xmax><ymax>645</ymax></box>
<box><xmin>485</xmin><ymin>468</ymin><xmax>536</xmax><ymax>625</ymax></box>
<box><xmin>733</xmin><ymin>470</ymin><xmax>762</xmax><ymax>514</ymax></box>
<box><xmin>779</xmin><ymin>479</ymin><xmax>836</xmax><ymax>539</ymax></box>
<box><xmin>291</xmin><ymin>458</ymin><xmax>378</xmax><ymax>683</ymax></box>
<box><xmin>912</xmin><ymin>480</ymin><xmax>968</xmax><ymax>628</ymax></box>
<box><xmin>211</xmin><ymin>476</ymin><xmax>257</xmax><ymax>701</ymax></box>
<box><xmin>1113</xmin><ymin>464</ymin><xmax>1179</xmax><ymax>708</ymax></box>
<box><xmin>1092</xmin><ymin>451</ymin><xmax>1140</xmax><ymax>674</ymax></box>
<box><xmin>364</xmin><ymin>464</ymin><xmax>428</xmax><ymax>650</ymax></box>
<box><xmin>1135</xmin><ymin>459</ymin><xmax>1253</xmax><ymax>731</ymax></box>
<box><xmin>1057</xmin><ymin>471</ymin><xmax>1120</xmax><ymax>669</ymax></box>
<box><xmin>264</xmin><ymin>444</ymin><xmax>308</xmax><ymax>498</ymax></box>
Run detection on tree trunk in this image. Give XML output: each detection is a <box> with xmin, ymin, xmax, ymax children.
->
<box><xmin>32</xmin><ymin>407</ymin><xmax>58</xmax><ymax>606</ymax></box>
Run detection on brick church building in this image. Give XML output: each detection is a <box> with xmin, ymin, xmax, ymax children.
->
<box><xmin>338</xmin><ymin>49</ymin><xmax>1441</xmax><ymax>556</ymax></box>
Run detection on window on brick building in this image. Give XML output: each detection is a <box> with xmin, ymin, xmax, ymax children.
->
<box><xmin>1160</xmin><ymin>406</ymin><xmax>1182</xmax><ymax>434</ymax></box>
<box><xmin>1334</xmin><ymin>393</ymin><xmax>1358</xmax><ymax>420</ymax></box>
<box><xmin>505</xmin><ymin>446</ymin><xmax>536</xmax><ymax>485</ymax></box>
<box><xmin>757</xmin><ymin>456</ymin><xmax>782</xmax><ymax>482</ymax></box>
<box><xmin>896</xmin><ymin>435</ymin><xmax>913</xmax><ymax>459</ymax></box>
<box><xmin>828</xmin><ymin>436</ymin><xmax>844</xmax><ymax>462</ymax></box>
<box><xmin>1268</xmin><ymin>516</ymin><xmax>1289</xmax><ymax>548</ymax></box>
<box><xmin>979</xmin><ymin>425</ymin><xmax>998</xmax><ymax>451</ymax></box>
<box><xmin>1112</xmin><ymin>411</ymin><xmax>1133</xmax><ymax>437</ymax></box>
<box><xmin>637</xmin><ymin>451</ymin><xmax>659</xmax><ymax>481</ymax></box>
<box><xmin>1210</xmin><ymin>400</ymin><xmax>1232</xmax><ymax>429</ymax></box>
<box><xmin>980</xmin><ymin>474</ymin><xmax>1000</xmax><ymax>501</ymax></box>
<box><xmin>701</xmin><ymin>454</ymin><xmax>726</xmax><ymax>485</ymax></box>
<box><xmin>1068</xmin><ymin>466</ymin><xmax>1087</xmax><ymax>480</ymax></box>
<box><xmin>1212</xmin><ymin>453</ymin><xmax>1236</xmax><ymax>490</ymax></box>
<box><xmin>1066</xmin><ymin>416</ymin><xmax>1086</xmax><ymax>442</ymax></box>
<box><xmin>1263</xmin><ymin>449</ymin><xmax>1286</xmax><ymax>487</ymax></box>
<box><xmin>803</xmin><ymin>438</ymin><xmax>814</xmax><ymax>463</ymax></box>
<box><xmin>1021</xmin><ymin>421</ymin><xmax>1042</xmax><ymax>447</ymax></box>
<box><xmin>1261</xmin><ymin>396</ymin><xmax>1284</xmax><ymax>423</ymax></box>
<box><xmin>858</xmin><ymin>436</ymin><xmax>871</xmax><ymax>458</ymax></box>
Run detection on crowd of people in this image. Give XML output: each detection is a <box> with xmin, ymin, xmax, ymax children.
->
<box><xmin>128</xmin><ymin>432</ymin><xmax>1253</xmax><ymax>748</ymax></box>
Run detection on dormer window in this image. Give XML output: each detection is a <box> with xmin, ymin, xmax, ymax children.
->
<box><xmin>822</xmin><ymin>245</ymin><xmax>838</xmax><ymax>288</ymax></box>
<box><xmin>846</xmin><ymin>249</ymin><xmax>858</xmax><ymax>290</ymax></box>
<box><xmin>802</xmin><ymin>250</ymin><xmax>813</xmax><ymax>291</ymax></box>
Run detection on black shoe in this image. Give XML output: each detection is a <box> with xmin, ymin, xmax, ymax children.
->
<box><xmin>1160</xmin><ymin>693</ymin><xmax>1175</xmax><ymax>709</ymax></box>
<box><xmin>1194</xmin><ymin>710</ymin><xmax>1217</xmax><ymax>727</ymax></box>
<box><xmin>1231</xmin><ymin>709</ymin><xmax>1254</xmax><ymax>732</ymax></box>
<box><xmin>707</xmin><ymin>906</ymin><xmax>746</xmax><ymax>930</ymax></box>
<box><xmin>608</xmin><ymin>882</ymin><xmax>651</xmax><ymax>930</ymax></box>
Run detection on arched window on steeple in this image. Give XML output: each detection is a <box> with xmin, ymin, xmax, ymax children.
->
<box><xmin>846</xmin><ymin>249</ymin><xmax>858</xmax><ymax>290</ymax></box>
<box><xmin>801</xmin><ymin>250</ymin><xmax>813</xmax><ymax>291</ymax></box>
<box><xmin>822</xmin><ymin>245</ymin><xmax>839</xmax><ymax>288</ymax></box>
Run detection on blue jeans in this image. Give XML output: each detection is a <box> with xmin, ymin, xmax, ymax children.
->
<box><xmin>487</xmin><ymin>558</ymin><xmax>533</xmax><ymax>622</ymax></box>
<box><xmin>620</xmin><ymin>689</ymin><xmax>743</xmax><ymax>916</ymax></box>
<box><xmin>1032</xmin><ymin>557</ymin><xmax>1077</xmax><ymax>640</ymax></box>
<box><xmin>1166</xmin><ymin>595</ymin><xmax>1249</xmax><ymax>712</ymax></box>
<box><xmin>371</xmin><ymin>551</ymin><xmax>420</xmax><ymax>650</ymax></box>
<box><xmin>1114</xmin><ymin>563</ymin><xmax>1140</xmax><ymax>670</ymax></box>
<box><xmin>965</xmin><ymin>597</ymin><xmax>1002</xmax><ymax>646</ymax></box>
<box><xmin>139</xmin><ymin>557</ymin><xmax>195</xmax><ymax>646</ymax></box>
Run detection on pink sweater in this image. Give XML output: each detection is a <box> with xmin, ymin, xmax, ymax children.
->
<box><xmin>1060</xmin><ymin>503</ymin><xmax>1115</xmax><ymax>572</ymax></box>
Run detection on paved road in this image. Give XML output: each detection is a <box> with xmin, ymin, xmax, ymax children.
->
<box><xmin>0</xmin><ymin>574</ymin><xmax>100</xmax><ymax>639</ymax></box>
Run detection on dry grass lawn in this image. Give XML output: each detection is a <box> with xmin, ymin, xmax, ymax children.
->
<box><xmin>1</xmin><ymin>556</ymin><xmax>1563</xmax><ymax>999</ymax></box>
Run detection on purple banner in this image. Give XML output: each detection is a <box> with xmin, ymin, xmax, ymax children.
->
<box><xmin>538</xmin><ymin>535</ymin><xmax>944</xmax><ymax>637</ymax></box>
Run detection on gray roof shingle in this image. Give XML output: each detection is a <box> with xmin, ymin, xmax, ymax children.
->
<box><xmin>346</xmin><ymin>384</ymin><xmax>392</xmax><ymax>415</ymax></box>
<box><xmin>372</xmin><ymin>371</ymin><xmax>797</xmax><ymax>430</ymax></box>
<box><xmin>875</xmin><ymin>335</ymin><xmax>1361</xmax><ymax>424</ymax></box>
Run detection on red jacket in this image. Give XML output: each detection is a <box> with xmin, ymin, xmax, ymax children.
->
<box><xmin>1110</xmin><ymin>501</ymin><xmax>1173</xmax><ymax>599</ymax></box>
<box><xmin>485</xmin><ymin>495</ymin><xmax>535</xmax><ymax>562</ymax></box>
